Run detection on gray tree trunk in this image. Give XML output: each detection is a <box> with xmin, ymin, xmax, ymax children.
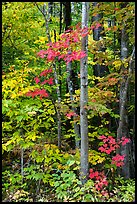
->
<box><xmin>117</xmin><ymin>19</ymin><xmax>135</xmax><ymax>177</ymax></box>
<box><xmin>80</xmin><ymin>2</ymin><xmax>89</xmax><ymax>185</ymax></box>
<box><xmin>48</xmin><ymin>2</ymin><xmax>53</xmax><ymax>16</ymax></box>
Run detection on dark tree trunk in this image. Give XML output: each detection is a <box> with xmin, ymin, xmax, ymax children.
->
<box><xmin>92</xmin><ymin>2</ymin><xmax>109</xmax><ymax>77</ymax></box>
<box><xmin>63</xmin><ymin>2</ymin><xmax>72</xmax><ymax>31</ymax></box>
<box><xmin>63</xmin><ymin>2</ymin><xmax>81</xmax><ymax>149</ymax></box>
<box><xmin>63</xmin><ymin>2</ymin><xmax>72</xmax><ymax>95</ymax></box>
<box><xmin>59</xmin><ymin>2</ymin><xmax>63</xmax><ymax>35</ymax></box>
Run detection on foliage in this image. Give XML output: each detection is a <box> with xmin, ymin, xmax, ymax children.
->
<box><xmin>2</xmin><ymin>2</ymin><xmax>135</xmax><ymax>202</ymax></box>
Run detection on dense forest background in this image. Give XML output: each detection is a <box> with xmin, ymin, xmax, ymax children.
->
<box><xmin>2</xmin><ymin>2</ymin><xmax>135</xmax><ymax>202</ymax></box>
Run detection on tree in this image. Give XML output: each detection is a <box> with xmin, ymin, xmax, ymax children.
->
<box><xmin>2</xmin><ymin>2</ymin><xmax>135</xmax><ymax>201</ymax></box>
<box><xmin>63</xmin><ymin>2</ymin><xmax>81</xmax><ymax>149</ymax></box>
<box><xmin>117</xmin><ymin>2</ymin><xmax>135</xmax><ymax>178</ymax></box>
<box><xmin>80</xmin><ymin>2</ymin><xmax>89</xmax><ymax>185</ymax></box>
<box><xmin>92</xmin><ymin>2</ymin><xmax>109</xmax><ymax>77</ymax></box>
<box><xmin>34</xmin><ymin>2</ymin><xmax>62</xmax><ymax>149</ymax></box>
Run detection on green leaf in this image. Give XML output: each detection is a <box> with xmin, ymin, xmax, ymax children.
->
<box><xmin>66</xmin><ymin>159</ymin><xmax>75</xmax><ymax>166</ymax></box>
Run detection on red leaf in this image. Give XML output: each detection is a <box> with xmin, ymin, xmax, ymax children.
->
<box><xmin>34</xmin><ymin>77</ymin><xmax>40</xmax><ymax>84</ymax></box>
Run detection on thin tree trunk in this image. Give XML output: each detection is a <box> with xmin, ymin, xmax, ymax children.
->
<box><xmin>21</xmin><ymin>147</ymin><xmax>24</xmax><ymax>183</ymax></box>
<box><xmin>63</xmin><ymin>2</ymin><xmax>81</xmax><ymax>149</ymax></box>
<box><xmin>113</xmin><ymin>2</ymin><xmax>116</xmax><ymax>60</ymax></box>
<box><xmin>34</xmin><ymin>2</ymin><xmax>62</xmax><ymax>149</ymax></box>
<box><xmin>66</xmin><ymin>60</ymin><xmax>80</xmax><ymax>149</ymax></box>
<box><xmin>48</xmin><ymin>2</ymin><xmax>53</xmax><ymax>16</ymax></box>
<box><xmin>80</xmin><ymin>2</ymin><xmax>89</xmax><ymax>185</ymax></box>
<box><xmin>20</xmin><ymin>129</ymin><xmax>24</xmax><ymax>183</ymax></box>
<box><xmin>59</xmin><ymin>2</ymin><xmax>63</xmax><ymax>35</ymax></box>
<box><xmin>59</xmin><ymin>2</ymin><xmax>62</xmax><ymax>98</ymax></box>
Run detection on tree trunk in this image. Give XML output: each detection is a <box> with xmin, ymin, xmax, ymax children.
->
<box><xmin>63</xmin><ymin>2</ymin><xmax>72</xmax><ymax>31</ymax></box>
<box><xmin>66</xmin><ymin>60</ymin><xmax>81</xmax><ymax>149</ymax></box>
<box><xmin>59</xmin><ymin>2</ymin><xmax>63</xmax><ymax>97</ymax></box>
<box><xmin>80</xmin><ymin>2</ymin><xmax>89</xmax><ymax>185</ymax></box>
<box><xmin>117</xmin><ymin>13</ymin><xmax>135</xmax><ymax>177</ymax></box>
<box><xmin>35</xmin><ymin>3</ymin><xmax>62</xmax><ymax>149</ymax></box>
<box><xmin>48</xmin><ymin>2</ymin><xmax>53</xmax><ymax>16</ymax></box>
<box><xmin>71</xmin><ymin>2</ymin><xmax>75</xmax><ymax>13</ymax></box>
<box><xmin>63</xmin><ymin>2</ymin><xmax>81</xmax><ymax>149</ymax></box>
<box><xmin>92</xmin><ymin>2</ymin><xmax>109</xmax><ymax>77</ymax></box>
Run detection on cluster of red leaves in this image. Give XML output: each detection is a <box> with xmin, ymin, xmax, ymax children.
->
<box><xmin>41</xmin><ymin>78</ymin><xmax>54</xmax><ymax>85</ymax></box>
<box><xmin>37</xmin><ymin>23</ymin><xmax>104</xmax><ymax>65</ymax></box>
<box><xmin>26</xmin><ymin>88</ymin><xmax>49</xmax><ymax>100</ymax></box>
<box><xmin>36</xmin><ymin>24</ymin><xmax>92</xmax><ymax>65</ymax></box>
<box><xmin>98</xmin><ymin>135</ymin><xmax>119</xmax><ymax>154</ymax></box>
<box><xmin>66</xmin><ymin>111</ymin><xmax>78</xmax><ymax>119</ymax></box>
<box><xmin>90</xmin><ymin>22</ymin><xmax>102</xmax><ymax>30</ymax></box>
<box><xmin>98</xmin><ymin>135</ymin><xmax>130</xmax><ymax>167</ymax></box>
<box><xmin>40</xmin><ymin>68</ymin><xmax>52</xmax><ymax>77</ymax></box>
<box><xmin>37</xmin><ymin>47</ymin><xmax>86</xmax><ymax>65</ymax></box>
<box><xmin>89</xmin><ymin>135</ymin><xmax>130</xmax><ymax>195</ymax></box>
<box><xmin>98</xmin><ymin>135</ymin><xmax>130</xmax><ymax>155</ymax></box>
<box><xmin>89</xmin><ymin>168</ymin><xmax>108</xmax><ymax>195</ymax></box>
<box><xmin>111</xmin><ymin>154</ymin><xmax>125</xmax><ymax>167</ymax></box>
<box><xmin>26</xmin><ymin>68</ymin><xmax>54</xmax><ymax>100</ymax></box>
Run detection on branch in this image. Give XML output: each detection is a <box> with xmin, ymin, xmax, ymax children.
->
<box><xmin>33</xmin><ymin>2</ymin><xmax>46</xmax><ymax>17</ymax></box>
<box><xmin>129</xmin><ymin>46</ymin><xmax>135</xmax><ymax>74</ymax></box>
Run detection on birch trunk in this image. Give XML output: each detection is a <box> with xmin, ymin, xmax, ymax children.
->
<box><xmin>80</xmin><ymin>2</ymin><xmax>89</xmax><ymax>185</ymax></box>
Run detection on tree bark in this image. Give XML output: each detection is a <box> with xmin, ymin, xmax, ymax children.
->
<box><xmin>63</xmin><ymin>2</ymin><xmax>72</xmax><ymax>31</ymax></box>
<box><xmin>117</xmin><ymin>14</ymin><xmax>135</xmax><ymax>177</ymax></box>
<box><xmin>92</xmin><ymin>2</ymin><xmax>109</xmax><ymax>77</ymax></box>
<box><xmin>66</xmin><ymin>60</ymin><xmax>81</xmax><ymax>149</ymax></box>
<box><xmin>63</xmin><ymin>2</ymin><xmax>81</xmax><ymax>149</ymax></box>
<box><xmin>80</xmin><ymin>2</ymin><xmax>89</xmax><ymax>185</ymax></box>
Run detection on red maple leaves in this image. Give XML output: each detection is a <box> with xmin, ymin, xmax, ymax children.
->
<box><xmin>26</xmin><ymin>88</ymin><xmax>49</xmax><ymax>100</ymax></box>
<box><xmin>40</xmin><ymin>68</ymin><xmax>52</xmax><ymax>77</ymax></box>
<box><xmin>66</xmin><ymin>111</ymin><xmax>78</xmax><ymax>119</ymax></box>
<box><xmin>111</xmin><ymin>154</ymin><xmax>125</xmax><ymax>167</ymax></box>
<box><xmin>34</xmin><ymin>76</ymin><xmax>40</xmax><ymax>84</ymax></box>
<box><xmin>36</xmin><ymin>24</ymin><xmax>90</xmax><ymax>65</ymax></box>
<box><xmin>89</xmin><ymin>135</ymin><xmax>130</xmax><ymax>195</ymax></box>
<box><xmin>89</xmin><ymin>168</ymin><xmax>108</xmax><ymax>192</ymax></box>
<box><xmin>26</xmin><ymin>68</ymin><xmax>54</xmax><ymax>100</ymax></box>
<box><xmin>98</xmin><ymin>135</ymin><xmax>120</xmax><ymax>154</ymax></box>
<box><xmin>90</xmin><ymin>22</ymin><xmax>102</xmax><ymax>30</ymax></box>
<box><xmin>98</xmin><ymin>135</ymin><xmax>130</xmax><ymax>167</ymax></box>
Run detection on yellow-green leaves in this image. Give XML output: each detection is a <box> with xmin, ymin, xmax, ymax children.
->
<box><xmin>89</xmin><ymin>150</ymin><xmax>106</xmax><ymax>165</ymax></box>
